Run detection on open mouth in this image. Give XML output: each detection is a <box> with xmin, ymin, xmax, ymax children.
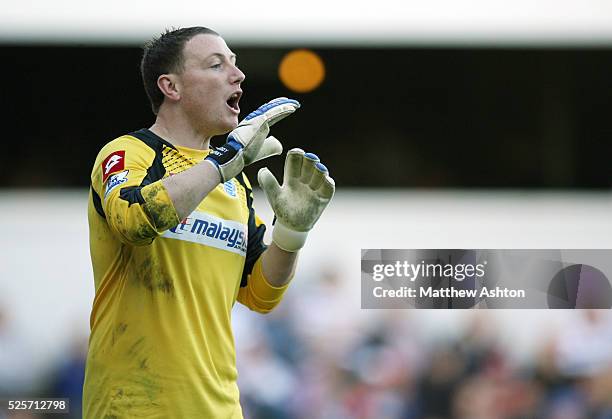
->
<box><xmin>226</xmin><ymin>91</ymin><xmax>241</xmax><ymax>113</ymax></box>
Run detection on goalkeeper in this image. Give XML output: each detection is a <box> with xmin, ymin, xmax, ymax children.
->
<box><xmin>83</xmin><ymin>26</ymin><xmax>334</xmax><ymax>419</ymax></box>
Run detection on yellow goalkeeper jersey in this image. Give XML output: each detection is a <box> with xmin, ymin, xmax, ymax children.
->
<box><xmin>84</xmin><ymin>129</ymin><xmax>289</xmax><ymax>419</ymax></box>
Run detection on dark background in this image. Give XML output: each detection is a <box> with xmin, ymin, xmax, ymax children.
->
<box><xmin>3</xmin><ymin>45</ymin><xmax>611</xmax><ymax>188</ymax></box>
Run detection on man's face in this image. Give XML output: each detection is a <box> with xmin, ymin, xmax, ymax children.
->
<box><xmin>176</xmin><ymin>34</ymin><xmax>245</xmax><ymax>137</ymax></box>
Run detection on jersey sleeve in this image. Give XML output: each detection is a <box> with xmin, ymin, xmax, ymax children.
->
<box><xmin>237</xmin><ymin>256</ymin><xmax>290</xmax><ymax>314</ymax></box>
<box><xmin>236</xmin><ymin>172</ymin><xmax>290</xmax><ymax>313</ymax></box>
<box><xmin>90</xmin><ymin>136</ymin><xmax>180</xmax><ymax>246</ymax></box>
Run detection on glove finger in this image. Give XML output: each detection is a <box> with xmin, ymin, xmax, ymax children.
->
<box><xmin>244</xmin><ymin>98</ymin><xmax>300</xmax><ymax>123</ymax></box>
<box><xmin>317</xmin><ymin>174</ymin><xmax>336</xmax><ymax>200</ymax></box>
<box><xmin>263</xmin><ymin>97</ymin><xmax>300</xmax><ymax>110</ymax></box>
<box><xmin>284</xmin><ymin>148</ymin><xmax>305</xmax><ymax>182</ymax></box>
<box><xmin>266</xmin><ymin>104</ymin><xmax>300</xmax><ymax>127</ymax></box>
<box><xmin>262</xmin><ymin>97</ymin><xmax>300</xmax><ymax>126</ymax></box>
<box><xmin>300</xmin><ymin>152</ymin><xmax>320</xmax><ymax>184</ymax></box>
<box><xmin>257</xmin><ymin>167</ymin><xmax>282</xmax><ymax>203</ymax></box>
<box><xmin>249</xmin><ymin>136</ymin><xmax>283</xmax><ymax>165</ymax></box>
<box><xmin>265</xmin><ymin>97</ymin><xmax>290</xmax><ymax>105</ymax></box>
<box><xmin>309</xmin><ymin>162</ymin><xmax>329</xmax><ymax>190</ymax></box>
<box><xmin>264</xmin><ymin>97</ymin><xmax>289</xmax><ymax>106</ymax></box>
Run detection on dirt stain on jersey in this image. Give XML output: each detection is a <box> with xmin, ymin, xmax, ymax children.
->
<box><xmin>126</xmin><ymin>337</ymin><xmax>163</xmax><ymax>405</ymax></box>
<box><xmin>133</xmin><ymin>223</ymin><xmax>156</xmax><ymax>243</ymax></box>
<box><xmin>134</xmin><ymin>256</ymin><xmax>175</xmax><ymax>296</ymax></box>
<box><xmin>141</xmin><ymin>183</ymin><xmax>180</xmax><ymax>232</ymax></box>
<box><xmin>127</xmin><ymin>336</ymin><xmax>146</xmax><ymax>359</ymax></box>
<box><xmin>111</xmin><ymin>322</ymin><xmax>128</xmax><ymax>347</ymax></box>
<box><xmin>132</xmin><ymin>373</ymin><xmax>162</xmax><ymax>404</ymax></box>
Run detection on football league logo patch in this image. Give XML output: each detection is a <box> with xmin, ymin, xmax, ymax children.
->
<box><xmin>104</xmin><ymin>170</ymin><xmax>129</xmax><ymax>198</ymax></box>
<box><xmin>102</xmin><ymin>150</ymin><xmax>125</xmax><ymax>182</ymax></box>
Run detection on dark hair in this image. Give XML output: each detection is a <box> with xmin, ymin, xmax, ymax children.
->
<box><xmin>141</xmin><ymin>26</ymin><xmax>219</xmax><ymax>114</ymax></box>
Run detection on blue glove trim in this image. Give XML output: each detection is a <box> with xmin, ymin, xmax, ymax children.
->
<box><xmin>244</xmin><ymin>98</ymin><xmax>301</xmax><ymax>121</ymax></box>
<box><xmin>205</xmin><ymin>156</ymin><xmax>220</xmax><ymax>167</ymax></box>
<box><xmin>304</xmin><ymin>152</ymin><xmax>319</xmax><ymax>161</ymax></box>
<box><xmin>315</xmin><ymin>162</ymin><xmax>328</xmax><ymax>172</ymax></box>
<box><xmin>226</xmin><ymin>138</ymin><xmax>244</xmax><ymax>150</ymax></box>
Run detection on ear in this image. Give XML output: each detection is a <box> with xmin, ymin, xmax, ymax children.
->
<box><xmin>157</xmin><ymin>74</ymin><xmax>181</xmax><ymax>103</ymax></box>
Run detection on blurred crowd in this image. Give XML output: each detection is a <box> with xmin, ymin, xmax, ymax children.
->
<box><xmin>2</xmin><ymin>271</ymin><xmax>612</xmax><ymax>419</ymax></box>
<box><xmin>234</xmin><ymin>270</ymin><xmax>612</xmax><ymax>419</ymax></box>
<box><xmin>0</xmin><ymin>305</ymin><xmax>86</xmax><ymax>419</ymax></box>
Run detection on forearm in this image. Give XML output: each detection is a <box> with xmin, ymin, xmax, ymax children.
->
<box><xmin>162</xmin><ymin>160</ymin><xmax>221</xmax><ymax>220</ymax></box>
<box><xmin>261</xmin><ymin>242</ymin><xmax>299</xmax><ymax>287</ymax></box>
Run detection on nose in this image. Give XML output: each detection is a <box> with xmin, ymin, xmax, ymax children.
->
<box><xmin>231</xmin><ymin>64</ymin><xmax>245</xmax><ymax>84</ymax></box>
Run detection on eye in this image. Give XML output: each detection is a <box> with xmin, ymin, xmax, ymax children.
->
<box><xmin>210</xmin><ymin>63</ymin><xmax>222</xmax><ymax>69</ymax></box>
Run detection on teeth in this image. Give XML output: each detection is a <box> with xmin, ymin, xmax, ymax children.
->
<box><xmin>227</xmin><ymin>93</ymin><xmax>239</xmax><ymax>110</ymax></box>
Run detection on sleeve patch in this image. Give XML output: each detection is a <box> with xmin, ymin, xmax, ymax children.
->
<box><xmin>102</xmin><ymin>150</ymin><xmax>126</xmax><ymax>182</ymax></box>
<box><xmin>104</xmin><ymin>170</ymin><xmax>129</xmax><ymax>199</ymax></box>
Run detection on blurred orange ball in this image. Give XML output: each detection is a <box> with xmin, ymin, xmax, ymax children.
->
<box><xmin>278</xmin><ymin>49</ymin><xmax>325</xmax><ymax>93</ymax></box>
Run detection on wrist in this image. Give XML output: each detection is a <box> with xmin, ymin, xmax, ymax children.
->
<box><xmin>272</xmin><ymin>221</ymin><xmax>309</xmax><ymax>252</ymax></box>
<box><xmin>204</xmin><ymin>144</ymin><xmax>244</xmax><ymax>182</ymax></box>
<box><xmin>202</xmin><ymin>159</ymin><xmax>223</xmax><ymax>184</ymax></box>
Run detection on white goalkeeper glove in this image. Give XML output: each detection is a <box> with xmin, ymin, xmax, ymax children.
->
<box><xmin>258</xmin><ymin>148</ymin><xmax>335</xmax><ymax>252</ymax></box>
<box><xmin>206</xmin><ymin>97</ymin><xmax>300</xmax><ymax>182</ymax></box>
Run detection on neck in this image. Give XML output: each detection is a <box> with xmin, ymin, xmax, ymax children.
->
<box><xmin>149</xmin><ymin>108</ymin><xmax>212</xmax><ymax>150</ymax></box>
